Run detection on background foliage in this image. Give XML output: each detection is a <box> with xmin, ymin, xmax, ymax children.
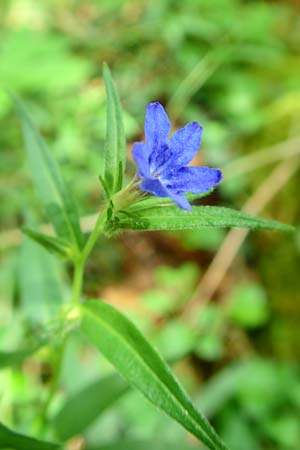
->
<box><xmin>1</xmin><ymin>1</ymin><xmax>300</xmax><ymax>449</ymax></box>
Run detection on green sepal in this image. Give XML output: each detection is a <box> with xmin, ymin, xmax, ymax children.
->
<box><xmin>129</xmin><ymin>190</ymin><xmax>214</xmax><ymax>213</ymax></box>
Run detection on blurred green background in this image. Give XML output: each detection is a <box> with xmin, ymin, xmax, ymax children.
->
<box><xmin>0</xmin><ymin>1</ymin><xmax>300</xmax><ymax>449</ymax></box>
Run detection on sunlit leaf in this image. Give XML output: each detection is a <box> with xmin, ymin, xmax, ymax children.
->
<box><xmin>117</xmin><ymin>205</ymin><xmax>293</xmax><ymax>232</ymax></box>
<box><xmin>81</xmin><ymin>300</ymin><xmax>229</xmax><ymax>450</ymax></box>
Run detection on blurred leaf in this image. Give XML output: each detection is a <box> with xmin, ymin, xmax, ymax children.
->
<box><xmin>227</xmin><ymin>283</ymin><xmax>269</xmax><ymax>328</ymax></box>
<box><xmin>102</xmin><ymin>64</ymin><xmax>126</xmax><ymax>196</ymax></box>
<box><xmin>196</xmin><ymin>363</ymin><xmax>247</xmax><ymax>418</ymax></box>
<box><xmin>22</xmin><ymin>227</ymin><xmax>71</xmax><ymax>258</ymax></box>
<box><xmin>53</xmin><ymin>374</ymin><xmax>128</xmax><ymax>440</ymax></box>
<box><xmin>18</xmin><ymin>236</ymin><xmax>63</xmax><ymax>324</ymax></box>
<box><xmin>117</xmin><ymin>205</ymin><xmax>294</xmax><ymax>232</ymax></box>
<box><xmin>179</xmin><ymin>228</ymin><xmax>225</xmax><ymax>251</ymax></box>
<box><xmin>154</xmin><ymin>320</ymin><xmax>196</xmax><ymax>361</ymax></box>
<box><xmin>89</xmin><ymin>439</ymin><xmax>199</xmax><ymax>450</ymax></box>
<box><xmin>195</xmin><ymin>334</ymin><xmax>224</xmax><ymax>362</ymax></box>
<box><xmin>0</xmin><ymin>421</ymin><xmax>60</xmax><ymax>450</ymax></box>
<box><xmin>142</xmin><ymin>289</ymin><xmax>174</xmax><ymax>315</ymax></box>
<box><xmin>236</xmin><ymin>360</ymin><xmax>283</xmax><ymax>419</ymax></box>
<box><xmin>0</xmin><ymin>346</ymin><xmax>40</xmax><ymax>370</ymax></box>
<box><xmin>0</xmin><ymin>30</ymin><xmax>90</xmax><ymax>93</ymax></box>
<box><xmin>81</xmin><ymin>300</ymin><xmax>229</xmax><ymax>450</ymax></box>
<box><xmin>13</xmin><ymin>96</ymin><xmax>83</xmax><ymax>250</ymax></box>
<box><xmin>219</xmin><ymin>409</ymin><xmax>260</xmax><ymax>450</ymax></box>
<box><xmin>264</xmin><ymin>414</ymin><xmax>300</xmax><ymax>448</ymax></box>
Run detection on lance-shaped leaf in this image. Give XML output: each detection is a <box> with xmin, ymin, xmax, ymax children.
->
<box><xmin>13</xmin><ymin>96</ymin><xmax>83</xmax><ymax>250</ymax></box>
<box><xmin>53</xmin><ymin>373</ymin><xmax>128</xmax><ymax>440</ymax></box>
<box><xmin>22</xmin><ymin>227</ymin><xmax>71</xmax><ymax>258</ymax></box>
<box><xmin>81</xmin><ymin>300</ymin><xmax>229</xmax><ymax>450</ymax></box>
<box><xmin>102</xmin><ymin>63</ymin><xmax>126</xmax><ymax>196</ymax></box>
<box><xmin>116</xmin><ymin>205</ymin><xmax>293</xmax><ymax>232</ymax></box>
<box><xmin>0</xmin><ymin>422</ymin><xmax>61</xmax><ymax>450</ymax></box>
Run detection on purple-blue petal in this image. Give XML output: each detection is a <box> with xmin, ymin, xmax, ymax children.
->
<box><xmin>166</xmin><ymin>166</ymin><xmax>222</xmax><ymax>194</ymax></box>
<box><xmin>132</xmin><ymin>142</ymin><xmax>150</xmax><ymax>177</ymax></box>
<box><xmin>165</xmin><ymin>190</ymin><xmax>192</xmax><ymax>210</ymax></box>
<box><xmin>160</xmin><ymin>122</ymin><xmax>202</xmax><ymax>173</ymax></box>
<box><xmin>144</xmin><ymin>102</ymin><xmax>170</xmax><ymax>151</ymax></box>
<box><xmin>140</xmin><ymin>177</ymin><xmax>169</xmax><ymax>198</ymax></box>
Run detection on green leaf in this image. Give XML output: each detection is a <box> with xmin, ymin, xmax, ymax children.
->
<box><xmin>53</xmin><ymin>374</ymin><xmax>128</xmax><ymax>440</ymax></box>
<box><xmin>81</xmin><ymin>300</ymin><xmax>229</xmax><ymax>450</ymax></box>
<box><xmin>117</xmin><ymin>205</ymin><xmax>294</xmax><ymax>232</ymax></box>
<box><xmin>13</xmin><ymin>95</ymin><xmax>83</xmax><ymax>250</ymax></box>
<box><xmin>227</xmin><ymin>283</ymin><xmax>269</xmax><ymax>328</ymax></box>
<box><xmin>22</xmin><ymin>227</ymin><xmax>71</xmax><ymax>258</ymax></box>
<box><xmin>89</xmin><ymin>439</ymin><xmax>200</xmax><ymax>450</ymax></box>
<box><xmin>18</xmin><ymin>236</ymin><xmax>63</xmax><ymax>324</ymax></box>
<box><xmin>0</xmin><ymin>346</ymin><xmax>40</xmax><ymax>370</ymax></box>
<box><xmin>102</xmin><ymin>63</ymin><xmax>126</xmax><ymax>196</ymax></box>
<box><xmin>0</xmin><ymin>422</ymin><xmax>61</xmax><ymax>450</ymax></box>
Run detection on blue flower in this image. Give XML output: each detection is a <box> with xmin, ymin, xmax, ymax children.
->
<box><xmin>132</xmin><ymin>102</ymin><xmax>222</xmax><ymax>210</ymax></box>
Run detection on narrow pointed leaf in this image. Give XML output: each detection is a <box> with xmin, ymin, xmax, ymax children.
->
<box><xmin>81</xmin><ymin>300</ymin><xmax>229</xmax><ymax>450</ymax></box>
<box><xmin>0</xmin><ymin>422</ymin><xmax>61</xmax><ymax>450</ymax></box>
<box><xmin>116</xmin><ymin>205</ymin><xmax>293</xmax><ymax>232</ymax></box>
<box><xmin>53</xmin><ymin>374</ymin><xmax>128</xmax><ymax>440</ymax></box>
<box><xmin>102</xmin><ymin>63</ymin><xmax>126</xmax><ymax>195</ymax></box>
<box><xmin>22</xmin><ymin>227</ymin><xmax>71</xmax><ymax>258</ymax></box>
<box><xmin>13</xmin><ymin>96</ymin><xmax>83</xmax><ymax>250</ymax></box>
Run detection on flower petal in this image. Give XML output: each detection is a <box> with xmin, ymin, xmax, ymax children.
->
<box><xmin>145</xmin><ymin>102</ymin><xmax>171</xmax><ymax>150</ymax></box>
<box><xmin>132</xmin><ymin>142</ymin><xmax>150</xmax><ymax>177</ymax></box>
<box><xmin>166</xmin><ymin>166</ymin><xmax>222</xmax><ymax>194</ymax></box>
<box><xmin>140</xmin><ymin>177</ymin><xmax>192</xmax><ymax>210</ymax></box>
<box><xmin>140</xmin><ymin>177</ymin><xmax>169</xmax><ymax>198</ymax></box>
<box><xmin>161</xmin><ymin>122</ymin><xmax>202</xmax><ymax>172</ymax></box>
<box><xmin>165</xmin><ymin>190</ymin><xmax>192</xmax><ymax>210</ymax></box>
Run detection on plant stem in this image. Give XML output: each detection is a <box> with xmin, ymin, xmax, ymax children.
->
<box><xmin>82</xmin><ymin>208</ymin><xmax>108</xmax><ymax>264</ymax></box>
<box><xmin>71</xmin><ymin>208</ymin><xmax>108</xmax><ymax>306</ymax></box>
<box><xmin>71</xmin><ymin>259</ymin><xmax>84</xmax><ymax>306</ymax></box>
<box><xmin>38</xmin><ymin>208</ymin><xmax>108</xmax><ymax>430</ymax></box>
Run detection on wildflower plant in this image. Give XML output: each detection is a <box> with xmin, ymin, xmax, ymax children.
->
<box><xmin>3</xmin><ymin>64</ymin><xmax>293</xmax><ymax>450</ymax></box>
